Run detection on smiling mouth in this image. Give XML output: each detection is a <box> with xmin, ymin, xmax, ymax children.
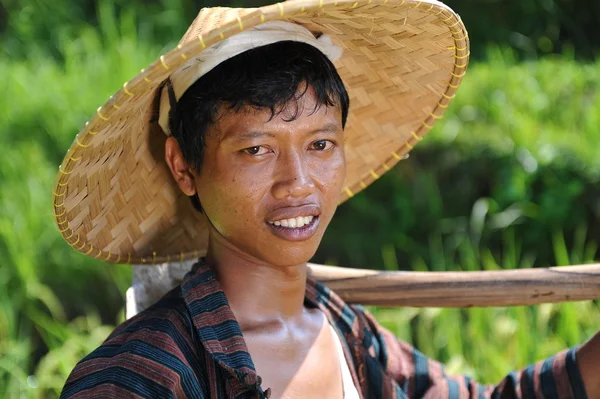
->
<box><xmin>265</xmin><ymin>215</ymin><xmax>320</xmax><ymax>241</ymax></box>
<box><xmin>268</xmin><ymin>215</ymin><xmax>315</xmax><ymax>228</ymax></box>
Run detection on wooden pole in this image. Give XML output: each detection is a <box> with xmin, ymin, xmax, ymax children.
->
<box><xmin>307</xmin><ymin>263</ymin><xmax>600</xmax><ymax>307</ymax></box>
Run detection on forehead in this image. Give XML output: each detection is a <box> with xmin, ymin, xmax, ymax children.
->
<box><xmin>214</xmin><ymin>88</ymin><xmax>343</xmax><ymax>138</ymax></box>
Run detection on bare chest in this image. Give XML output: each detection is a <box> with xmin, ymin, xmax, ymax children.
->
<box><xmin>245</xmin><ymin>321</ymin><xmax>345</xmax><ymax>398</ymax></box>
<box><xmin>258</xmin><ymin>346</ymin><xmax>343</xmax><ymax>398</ymax></box>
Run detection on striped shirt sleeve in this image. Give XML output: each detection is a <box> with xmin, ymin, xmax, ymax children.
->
<box><xmin>358</xmin><ymin>308</ymin><xmax>588</xmax><ymax>399</ymax></box>
<box><xmin>60</xmin><ymin>305</ymin><xmax>206</xmax><ymax>399</ymax></box>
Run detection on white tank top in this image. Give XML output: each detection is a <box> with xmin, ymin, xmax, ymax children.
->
<box><xmin>329</xmin><ymin>325</ymin><xmax>361</xmax><ymax>399</ymax></box>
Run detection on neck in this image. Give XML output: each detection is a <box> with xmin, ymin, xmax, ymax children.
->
<box><xmin>205</xmin><ymin>232</ymin><xmax>308</xmax><ymax>331</ymax></box>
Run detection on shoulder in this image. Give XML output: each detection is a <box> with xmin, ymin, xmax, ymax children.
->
<box><xmin>346</xmin><ymin>304</ymin><xmax>392</xmax><ymax>354</ymax></box>
<box><xmin>308</xmin><ymin>277</ymin><xmax>391</xmax><ymax>357</ymax></box>
<box><xmin>316</xmin><ymin>279</ymin><xmax>409</xmax><ymax>366</ymax></box>
<box><xmin>61</xmin><ymin>287</ymin><xmax>206</xmax><ymax>399</ymax></box>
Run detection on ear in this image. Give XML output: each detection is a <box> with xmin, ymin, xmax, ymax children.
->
<box><xmin>164</xmin><ymin>136</ymin><xmax>197</xmax><ymax>196</ymax></box>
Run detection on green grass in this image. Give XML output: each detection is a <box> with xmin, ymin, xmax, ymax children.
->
<box><xmin>373</xmin><ymin>301</ymin><xmax>599</xmax><ymax>382</ymax></box>
<box><xmin>371</xmin><ymin>226</ymin><xmax>600</xmax><ymax>383</ymax></box>
<box><xmin>2</xmin><ymin>10</ymin><xmax>600</xmax><ymax>398</ymax></box>
<box><xmin>429</xmin><ymin>47</ymin><xmax>600</xmax><ymax>176</ymax></box>
<box><xmin>0</xmin><ymin>15</ymin><xmax>148</xmax><ymax>398</ymax></box>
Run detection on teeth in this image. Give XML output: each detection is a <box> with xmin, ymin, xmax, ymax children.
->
<box><xmin>269</xmin><ymin>215</ymin><xmax>314</xmax><ymax>228</ymax></box>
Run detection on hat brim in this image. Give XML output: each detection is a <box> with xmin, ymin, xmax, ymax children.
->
<box><xmin>53</xmin><ymin>0</ymin><xmax>469</xmax><ymax>265</ymax></box>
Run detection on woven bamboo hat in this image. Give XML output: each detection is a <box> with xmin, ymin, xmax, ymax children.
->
<box><xmin>53</xmin><ymin>0</ymin><xmax>469</xmax><ymax>265</ymax></box>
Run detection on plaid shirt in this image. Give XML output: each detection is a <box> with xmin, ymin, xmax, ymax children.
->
<box><xmin>61</xmin><ymin>260</ymin><xmax>587</xmax><ymax>398</ymax></box>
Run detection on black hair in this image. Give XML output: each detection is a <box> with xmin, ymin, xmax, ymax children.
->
<box><xmin>167</xmin><ymin>40</ymin><xmax>350</xmax><ymax>212</ymax></box>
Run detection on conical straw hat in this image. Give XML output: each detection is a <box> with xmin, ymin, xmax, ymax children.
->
<box><xmin>53</xmin><ymin>0</ymin><xmax>469</xmax><ymax>265</ymax></box>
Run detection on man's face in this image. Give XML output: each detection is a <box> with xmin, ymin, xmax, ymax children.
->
<box><xmin>194</xmin><ymin>88</ymin><xmax>346</xmax><ymax>266</ymax></box>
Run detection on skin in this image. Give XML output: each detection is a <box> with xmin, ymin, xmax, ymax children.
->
<box><xmin>165</xmin><ymin>87</ymin><xmax>600</xmax><ymax>398</ymax></box>
<box><xmin>577</xmin><ymin>332</ymin><xmax>600</xmax><ymax>398</ymax></box>
<box><xmin>165</xmin><ymin>87</ymin><xmax>346</xmax><ymax>398</ymax></box>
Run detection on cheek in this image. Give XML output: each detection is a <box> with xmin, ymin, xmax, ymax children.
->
<box><xmin>334</xmin><ymin>155</ymin><xmax>347</xmax><ymax>187</ymax></box>
<box><xmin>196</xmin><ymin>168</ymin><xmax>266</xmax><ymax>225</ymax></box>
<box><xmin>318</xmin><ymin>152</ymin><xmax>346</xmax><ymax>190</ymax></box>
<box><xmin>310</xmin><ymin>154</ymin><xmax>346</xmax><ymax>214</ymax></box>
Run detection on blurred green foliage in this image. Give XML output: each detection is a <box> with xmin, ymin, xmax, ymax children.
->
<box><xmin>2</xmin><ymin>0</ymin><xmax>600</xmax><ymax>59</ymax></box>
<box><xmin>1</xmin><ymin>1</ymin><xmax>599</xmax><ymax>398</ymax></box>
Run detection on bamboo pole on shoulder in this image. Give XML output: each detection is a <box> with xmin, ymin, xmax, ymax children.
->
<box><xmin>307</xmin><ymin>264</ymin><xmax>600</xmax><ymax>307</ymax></box>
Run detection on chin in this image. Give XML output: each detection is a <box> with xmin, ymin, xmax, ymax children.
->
<box><xmin>258</xmin><ymin>244</ymin><xmax>320</xmax><ymax>267</ymax></box>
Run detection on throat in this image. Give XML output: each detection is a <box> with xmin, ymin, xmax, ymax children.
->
<box><xmin>206</xmin><ymin>252</ymin><xmax>309</xmax><ymax>323</ymax></box>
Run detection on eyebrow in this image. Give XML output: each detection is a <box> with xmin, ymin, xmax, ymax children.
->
<box><xmin>312</xmin><ymin>123</ymin><xmax>342</xmax><ymax>135</ymax></box>
<box><xmin>228</xmin><ymin>131</ymin><xmax>276</xmax><ymax>143</ymax></box>
<box><xmin>224</xmin><ymin>122</ymin><xmax>342</xmax><ymax>144</ymax></box>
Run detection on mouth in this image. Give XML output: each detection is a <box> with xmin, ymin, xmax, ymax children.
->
<box><xmin>268</xmin><ymin>215</ymin><xmax>315</xmax><ymax>228</ymax></box>
<box><xmin>266</xmin><ymin>215</ymin><xmax>320</xmax><ymax>242</ymax></box>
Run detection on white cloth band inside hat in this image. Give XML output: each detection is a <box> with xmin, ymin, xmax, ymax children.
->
<box><xmin>158</xmin><ymin>20</ymin><xmax>343</xmax><ymax>136</ymax></box>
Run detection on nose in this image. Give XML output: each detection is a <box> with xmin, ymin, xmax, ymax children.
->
<box><xmin>272</xmin><ymin>150</ymin><xmax>316</xmax><ymax>200</ymax></box>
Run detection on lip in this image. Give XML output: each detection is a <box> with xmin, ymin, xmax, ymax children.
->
<box><xmin>265</xmin><ymin>204</ymin><xmax>321</xmax><ymax>223</ymax></box>
<box><xmin>264</xmin><ymin>203</ymin><xmax>321</xmax><ymax>242</ymax></box>
<box><xmin>266</xmin><ymin>215</ymin><xmax>320</xmax><ymax>242</ymax></box>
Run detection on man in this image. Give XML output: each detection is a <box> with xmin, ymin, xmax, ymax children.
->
<box><xmin>55</xmin><ymin>1</ymin><xmax>599</xmax><ymax>398</ymax></box>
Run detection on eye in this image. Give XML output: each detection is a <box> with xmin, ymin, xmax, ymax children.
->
<box><xmin>243</xmin><ymin>146</ymin><xmax>270</xmax><ymax>156</ymax></box>
<box><xmin>311</xmin><ymin>140</ymin><xmax>334</xmax><ymax>151</ymax></box>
